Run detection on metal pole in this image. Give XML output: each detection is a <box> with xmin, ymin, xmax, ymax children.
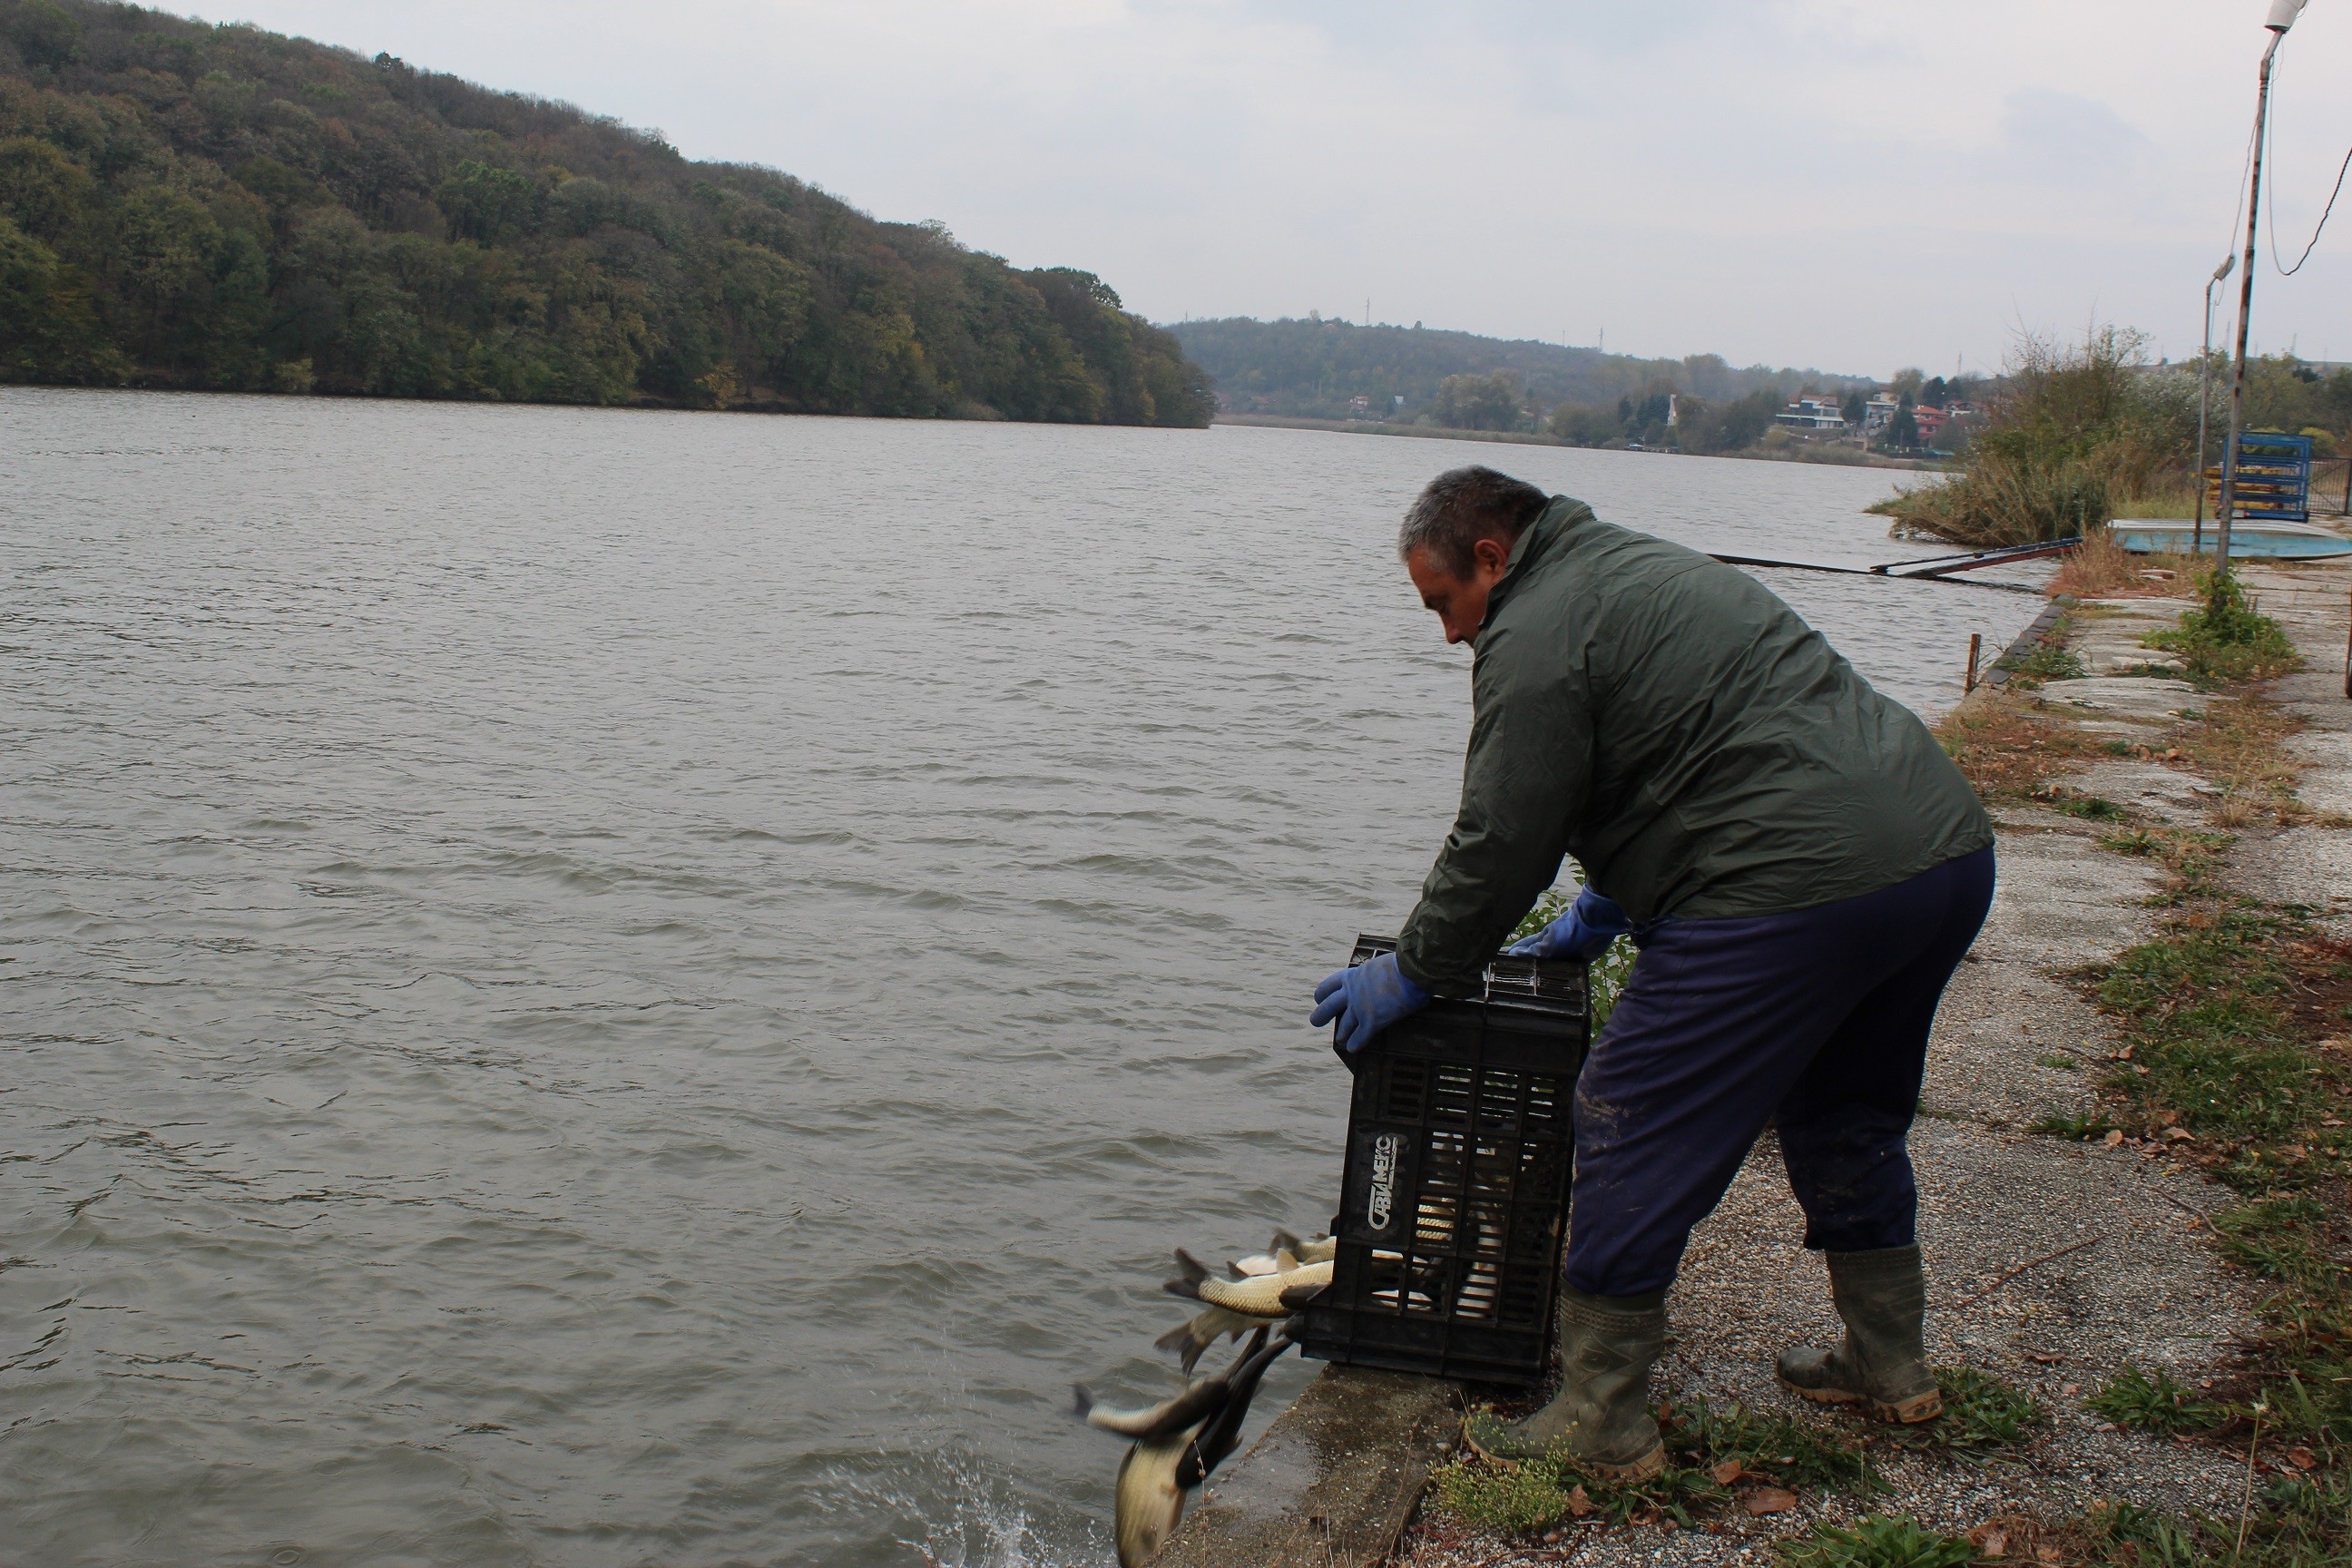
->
<box><xmin>2214</xmin><ymin>30</ymin><xmax>2285</xmax><ymax>604</ymax></box>
<box><xmin>2193</xmin><ymin>275</ymin><xmax>2220</xmax><ymax>555</ymax></box>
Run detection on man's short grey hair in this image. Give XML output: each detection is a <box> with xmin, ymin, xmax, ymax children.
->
<box><xmin>1397</xmin><ymin>466</ymin><xmax>1552</xmax><ymax>576</ymax></box>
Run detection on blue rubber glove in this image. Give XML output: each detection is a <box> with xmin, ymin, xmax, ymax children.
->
<box><xmin>1309</xmin><ymin>952</ymin><xmax>1430</xmax><ymax>1055</ymax></box>
<box><xmin>1506</xmin><ymin>885</ymin><xmax>1632</xmax><ymax>960</ymax></box>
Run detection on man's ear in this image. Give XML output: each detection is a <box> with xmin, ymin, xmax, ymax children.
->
<box><xmin>1473</xmin><ymin>534</ymin><xmax>1513</xmax><ymax>574</ymax></box>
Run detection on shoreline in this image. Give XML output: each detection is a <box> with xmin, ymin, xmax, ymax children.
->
<box><xmin>1213</xmin><ymin>413</ymin><xmax>1950</xmax><ymax>472</ymax></box>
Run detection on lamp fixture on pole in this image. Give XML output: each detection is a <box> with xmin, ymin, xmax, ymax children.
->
<box><xmin>2213</xmin><ymin>0</ymin><xmax>2308</xmax><ymax>599</ymax></box>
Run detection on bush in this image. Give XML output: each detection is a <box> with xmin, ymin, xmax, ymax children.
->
<box><xmin>1873</xmin><ymin>326</ymin><xmax>2187</xmax><ymax>545</ymax></box>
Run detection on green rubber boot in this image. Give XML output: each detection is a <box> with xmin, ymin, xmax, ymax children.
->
<box><xmin>1777</xmin><ymin>1244</ymin><xmax>1942</xmax><ymax>1424</ymax></box>
<box><xmin>1463</xmin><ymin>1286</ymin><xmax>1667</xmax><ymax>1480</ymax></box>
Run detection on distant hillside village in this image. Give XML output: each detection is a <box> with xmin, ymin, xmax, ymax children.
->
<box><xmin>1764</xmin><ymin>377</ymin><xmax>1984</xmax><ymax>457</ymax></box>
<box><xmin>1167</xmin><ymin>314</ymin><xmax>1967</xmax><ymax>459</ymax></box>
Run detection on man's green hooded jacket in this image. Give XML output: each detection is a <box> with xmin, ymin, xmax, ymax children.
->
<box><xmin>1394</xmin><ymin>496</ymin><xmax>1994</xmax><ymax>995</ymax></box>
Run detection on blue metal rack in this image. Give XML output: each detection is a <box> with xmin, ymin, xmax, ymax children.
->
<box><xmin>2206</xmin><ymin>431</ymin><xmax>2314</xmax><ymax>523</ymax></box>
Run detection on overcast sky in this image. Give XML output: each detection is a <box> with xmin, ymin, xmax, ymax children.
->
<box><xmin>204</xmin><ymin>1</ymin><xmax>2352</xmax><ymax>378</ymax></box>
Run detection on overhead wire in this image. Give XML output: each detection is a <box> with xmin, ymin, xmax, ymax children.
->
<box><xmin>2262</xmin><ymin>44</ymin><xmax>2351</xmax><ymax>278</ymax></box>
<box><xmin>2271</xmin><ymin>144</ymin><xmax>2351</xmax><ymax>276</ymax></box>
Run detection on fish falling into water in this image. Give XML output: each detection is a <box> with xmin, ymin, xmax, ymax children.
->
<box><xmin>1152</xmin><ymin>1233</ymin><xmax>1335</xmax><ymax>1373</ymax></box>
<box><xmin>1074</xmin><ymin>1327</ymin><xmax>1295</xmax><ymax>1568</ymax></box>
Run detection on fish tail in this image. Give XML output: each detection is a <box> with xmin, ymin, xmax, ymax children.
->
<box><xmin>1162</xmin><ymin>1248</ymin><xmax>1209</xmax><ymax>1299</ymax></box>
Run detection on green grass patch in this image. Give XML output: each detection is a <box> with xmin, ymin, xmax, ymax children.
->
<box><xmin>2050</xmin><ymin>867</ymin><xmax>2352</xmax><ymax>1556</ymax></box>
<box><xmin>2096</xmin><ymin>903</ymin><xmax>2344</xmax><ymax>1161</ymax></box>
<box><xmin>1675</xmin><ymin>1396</ymin><xmax>1885</xmax><ymax>1494</ymax></box>
<box><xmin>2057</xmin><ymin>793</ymin><xmax>2130</xmax><ymax>821</ymax></box>
<box><xmin>1772</xmin><ymin>1515</ymin><xmax>1977</xmax><ymax>1568</ymax></box>
<box><xmin>2038</xmin><ymin>1053</ymin><xmax>2082</xmax><ymax>1072</ymax></box>
<box><xmin>2084</xmin><ymin>1364</ymin><xmax>2220</xmax><ymax>1435</ymax></box>
<box><xmin>1887</xmin><ymin>1367</ymin><xmax>2045</xmax><ymax>1458</ymax></box>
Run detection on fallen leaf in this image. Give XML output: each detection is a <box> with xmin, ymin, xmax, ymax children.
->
<box><xmin>2284</xmin><ymin>1144</ymin><xmax>2310</xmax><ymax>1160</ymax></box>
<box><xmin>2062</xmin><ymin>1382</ymin><xmax>2080</xmax><ymax>1396</ymax></box>
<box><xmin>1743</xmin><ymin>1487</ymin><xmax>1798</xmax><ymax>1516</ymax></box>
<box><xmin>1969</xmin><ymin>1521</ymin><xmax>2011</xmax><ymax>1557</ymax></box>
<box><xmin>2158</xmin><ymin>1109</ymin><xmax>2181</xmax><ymax>1126</ymax></box>
<box><xmin>1709</xmin><ymin>1458</ymin><xmax>1744</xmax><ymax>1486</ymax></box>
<box><xmin>1564</xmin><ymin>1484</ymin><xmax>1596</xmax><ymax>1519</ymax></box>
<box><xmin>2166</xmin><ymin>1127</ymin><xmax>2195</xmax><ymax>1142</ymax></box>
<box><xmin>2102</xmin><ymin>1129</ymin><xmax>2126</xmax><ymax>1147</ymax></box>
<box><xmin>2037</xmin><ymin>1549</ymin><xmax>2063</xmax><ymax>1566</ymax></box>
<box><xmin>2116</xmin><ymin>1045</ymin><xmax>2135</xmax><ymax>1061</ymax></box>
<box><xmin>2290</xmin><ymin>1447</ymin><xmax>2318</xmax><ymax>1471</ymax></box>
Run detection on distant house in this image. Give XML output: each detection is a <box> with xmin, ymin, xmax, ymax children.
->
<box><xmin>1910</xmin><ymin>405</ymin><xmax>1947</xmax><ymax>445</ymax></box>
<box><xmin>1863</xmin><ymin>396</ymin><xmax>1900</xmax><ymax>434</ymax></box>
<box><xmin>1348</xmin><ymin>395</ymin><xmax>1371</xmax><ymax>416</ymax></box>
<box><xmin>1776</xmin><ymin>397</ymin><xmax>1847</xmax><ymax>430</ymax></box>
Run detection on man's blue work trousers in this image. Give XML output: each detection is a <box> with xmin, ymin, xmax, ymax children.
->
<box><xmin>1565</xmin><ymin>845</ymin><xmax>1995</xmax><ymax>1298</ymax></box>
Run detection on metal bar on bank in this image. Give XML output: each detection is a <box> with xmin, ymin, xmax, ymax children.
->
<box><xmin>1705</xmin><ymin>550</ymin><xmax>2052</xmax><ymax>594</ymax></box>
<box><xmin>1870</xmin><ymin>536</ymin><xmax>2084</xmax><ymax>578</ymax></box>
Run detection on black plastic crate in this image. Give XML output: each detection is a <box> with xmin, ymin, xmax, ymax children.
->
<box><xmin>1298</xmin><ymin>935</ymin><xmax>1589</xmax><ymax>1387</ymax></box>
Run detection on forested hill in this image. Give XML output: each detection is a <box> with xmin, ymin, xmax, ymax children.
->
<box><xmin>1169</xmin><ymin>316</ymin><xmax>1866</xmax><ymax>424</ymax></box>
<box><xmin>0</xmin><ymin>0</ymin><xmax>1213</xmax><ymax>424</ymax></box>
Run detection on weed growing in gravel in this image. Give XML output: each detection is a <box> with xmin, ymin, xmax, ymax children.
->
<box><xmin>1771</xmin><ymin>1514</ymin><xmax>1976</xmax><ymax>1568</ymax></box>
<box><xmin>1994</xmin><ymin>625</ymin><xmax>2088</xmax><ymax>691</ymax></box>
<box><xmin>2084</xmin><ymin>1364</ymin><xmax>2219</xmax><ymax>1435</ymax></box>
<box><xmin>1429</xmin><ymin>1396</ymin><xmax>1877</xmax><ymax>1537</ymax></box>
<box><xmin>2082</xmin><ymin>1477</ymin><xmax>2352</xmax><ymax>1568</ymax></box>
<box><xmin>1888</xmin><ymin>1367</ymin><xmax>2045</xmax><ymax>1458</ymax></box>
<box><xmin>2055</xmin><ymin>793</ymin><xmax>2129</xmax><ymax>821</ymax></box>
<box><xmin>2052</xmin><ymin>887</ymin><xmax>2352</xmax><ymax>1556</ymax></box>
<box><xmin>2094</xmin><ymin>822</ymin><xmax>2232</xmax><ymax>889</ymax></box>
<box><xmin>2031</xmin><ymin>1110</ymin><xmax>2119</xmax><ymax>1141</ymax></box>
<box><xmin>2143</xmin><ymin>574</ymin><xmax>2301</xmax><ymax>686</ymax></box>
<box><xmin>1429</xmin><ymin>1454</ymin><xmax>1602</xmax><ymax>1535</ymax></box>
<box><xmin>1428</xmin><ymin>1450</ymin><xmax>1726</xmax><ymax>1534</ymax></box>
<box><xmin>2037</xmin><ymin>1053</ymin><xmax>2082</xmax><ymax>1071</ymax></box>
<box><xmin>1933</xmin><ymin>693</ymin><xmax>2094</xmax><ymax>799</ymax></box>
<box><xmin>1676</xmin><ymin>1396</ymin><xmax>1884</xmax><ymax>1494</ymax></box>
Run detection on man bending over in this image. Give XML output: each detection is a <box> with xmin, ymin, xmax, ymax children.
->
<box><xmin>1310</xmin><ymin>466</ymin><xmax>1994</xmax><ymax>1478</ymax></box>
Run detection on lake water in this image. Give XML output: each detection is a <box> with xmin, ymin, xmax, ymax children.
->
<box><xmin>0</xmin><ymin>391</ymin><xmax>2041</xmax><ymax>1567</ymax></box>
